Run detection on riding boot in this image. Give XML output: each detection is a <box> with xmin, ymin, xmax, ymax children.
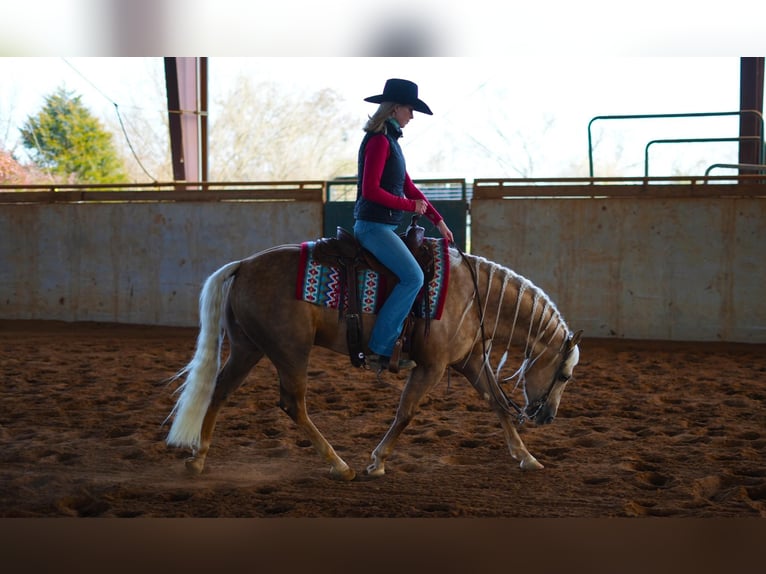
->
<box><xmin>366</xmin><ymin>352</ymin><xmax>416</xmax><ymax>373</ymax></box>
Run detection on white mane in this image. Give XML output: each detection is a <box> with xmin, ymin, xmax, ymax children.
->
<box><xmin>452</xmin><ymin>250</ymin><xmax>571</xmax><ymax>384</ymax></box>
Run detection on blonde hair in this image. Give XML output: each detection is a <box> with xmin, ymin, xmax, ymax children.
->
<box><xmin>363</xmin><ymin>102</ymin><xmax>397</xmax><ymax>134</ymax></box>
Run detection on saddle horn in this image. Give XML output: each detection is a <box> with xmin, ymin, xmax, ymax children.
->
<box><xmin>404</xmin><ymin>214</ymin><xmax>425</xmax><ymax>252</ymax></box>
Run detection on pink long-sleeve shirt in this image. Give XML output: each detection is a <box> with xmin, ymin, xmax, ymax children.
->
<box><xmin>360</xmin><ymin>133</ymin><xmax>443</xmax><ymax>226</ymax></box>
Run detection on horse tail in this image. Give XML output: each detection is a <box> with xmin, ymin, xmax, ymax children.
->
<box><xmin>165</xmin><ymin>260</ymin><xmax>242</xmax><ymax>450</ymax></box>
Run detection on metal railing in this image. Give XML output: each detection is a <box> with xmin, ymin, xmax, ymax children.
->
<box><xmin>704</xmin><ymin>163</ymin><xmax>766</xmax><ymax>176</ymax></box>
<box><xmin>588</xmin><ymin>111</ymin><xmax>765</xmax><ymax>177</ymax></box>
<box><xmin>644</xmin><ymin>136</ymin><xmax>763</xmax><ymax>177</ymax></box>
<box><xmin>473</xmin><ymin>174</ymin><xmax>766</xmax><ymax>197</ymax></box>
<box><xmin>2</xmin><ymin>175</ymin><xmax>764</xmax><ymax>207</ymax></box>
<box><xmin>0</xmin><ymin>180</ymin><xmax>325</xmax><ymax>203</ymax></box>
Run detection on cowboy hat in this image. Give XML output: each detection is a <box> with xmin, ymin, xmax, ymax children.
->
<box><xmin>364</xmin><ymin>78</ymin><xmax>433</xmax><ymax>115</ymax></box>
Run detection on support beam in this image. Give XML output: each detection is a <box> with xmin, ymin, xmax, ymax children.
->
<box><xmin>164</xmin><ymin>58</ymin><xmax>185</xmax><ymax>181</ymax></box>
<box><xmin>164</xmin><ymin>57</ymin><xmax>208</xmax><ymax>185</ymax></box>
<box><xmin>739</xmin><ymin>57</ymin><xmax>764</xmax><ymax>172</ymax></box>
<box><xmin>200</xmin><ymin>59</ymin><xmax>208</xmax><ymax>183</ymax></box>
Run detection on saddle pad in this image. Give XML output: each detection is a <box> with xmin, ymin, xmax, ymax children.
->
<box><xmin>296</xmin><ymin>238</ymin><xmax>450</xmax><ymax>319</ymax></box>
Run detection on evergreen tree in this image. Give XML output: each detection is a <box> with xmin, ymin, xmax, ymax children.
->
<box><xmin>19</xmin><ymin>87</ymin><xmax>127</xmax><ymax>184</ymax></box>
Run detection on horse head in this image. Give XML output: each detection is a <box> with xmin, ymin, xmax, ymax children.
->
<box><xmin>522</xmin><ymin>329</ymin><xmax>582</xmax><ymax>425</ymax></box>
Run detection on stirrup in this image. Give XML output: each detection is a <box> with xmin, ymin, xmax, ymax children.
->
<box><xmin>366</xmin><ymin>354</ymin><xmax>416</xmax><ymax>373</ymax></box>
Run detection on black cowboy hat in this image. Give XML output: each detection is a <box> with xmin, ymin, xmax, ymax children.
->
<box><xmin>364</xmin><ymin>78</ymin><xmax>433</xmax><ymax>115</ymax></box>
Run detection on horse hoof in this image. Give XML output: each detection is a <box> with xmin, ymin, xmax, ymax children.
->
<box><xmin>184</xmin><ymin>456</ymin><xmax>205</xmax><ymax>475</ymax></box>
<box><xmin>365</xmin><ymin>464</ymin><xmax>386</xmax><ymax>478</ymax></box>
<box><xmin>330</xmin><ymin>466</ymin><xmax>356</xmax><ymax>481</ymax></box>
<box><xmin>519</xmin><ymin>456</ymin><xmax>544</xmax><ymax>471</ymax></box>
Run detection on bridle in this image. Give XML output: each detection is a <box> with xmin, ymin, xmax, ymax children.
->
<box><xmin>518</xmin><ymin>342</ymin><xmax>575</xmax><ymax>424</ymax></box>
<box><xmin>456</xmin><ymin>246</ymin><xmax>573</xmax><ymax>427</ymax></box>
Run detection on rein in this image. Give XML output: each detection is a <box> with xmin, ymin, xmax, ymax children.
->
<box><xmin>455</xmin><ymin>245</ymin><xmax>527</xmax><ymax>423</ymax></box>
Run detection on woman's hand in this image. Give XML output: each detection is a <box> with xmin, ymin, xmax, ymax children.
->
<box><xmin>437</xmin><ymin>219</ymin><xmax>454</xmax><ymax>244</ymax></box>
<box><xmin>413</xmin><ymin>199</ymin><xmax>428</xmax><ymax>215</ymax></box>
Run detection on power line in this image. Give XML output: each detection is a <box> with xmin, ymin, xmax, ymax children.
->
<box><xmin>60</xmin><ymin>58</ymin><xmax>158</xmax><ymax>182</ymax></box>
<box><xmin>61</xmin><ymin>58</ymin><xmax>116</xmax><ymax>103</ymax></box>
<box><xmin>113</xmin><ymin>103</ymin><xmax>157</xmax><ymax>182</ymax></box>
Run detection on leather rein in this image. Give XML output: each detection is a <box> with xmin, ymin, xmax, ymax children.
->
<box><xmin>455</xmin><ymin>245</ymin><xmax>567</xmax><ymax>426</ymax></box>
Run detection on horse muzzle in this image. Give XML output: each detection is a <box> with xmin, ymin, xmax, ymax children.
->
<box><xmin>525</xmin><ymin>402</ymin><xmax>557</xmax><ymax>425</ymax></box>
<box><xmin>539</xmin><ymin>412</ymin><xmax>556</xmax><ymax>425</ymax></box>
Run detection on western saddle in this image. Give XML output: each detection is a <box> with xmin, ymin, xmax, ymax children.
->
<box><xmin>311</xmin><ymin>216</ymin><xmax>437</xmax><ymax>373</ymax></box>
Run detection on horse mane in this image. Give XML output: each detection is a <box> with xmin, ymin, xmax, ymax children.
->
<box><xmin>453</xmin><ymin>249</ymin><xmax>571</xmax><ymax>383</ymax></box>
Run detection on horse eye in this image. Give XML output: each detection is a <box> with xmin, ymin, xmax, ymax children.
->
<box><xmin>558</xmin><ymin>373</ymin><xmax>571</xmax><ymax>382</ymax></box>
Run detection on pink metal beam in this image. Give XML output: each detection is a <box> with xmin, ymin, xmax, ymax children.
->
<box><xmin>164</xmin><ymin>57</ymin><xmax>208</xmax><ymax>184</ymax></box>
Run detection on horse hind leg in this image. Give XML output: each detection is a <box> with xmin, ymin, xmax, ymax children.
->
<box><xmin>184</xmin><ymin>347</ymin><xmax>263</xmax><ymax>474</ymax></box>
<box><xmin>185</xmin><ymin>310</ymin><xmax>264</xmax><ymax>475</ymax></box>
<box><xmin>276</xmin><ymin>366</ymin><xmax>356</xmax><ymax>481</ymax></box>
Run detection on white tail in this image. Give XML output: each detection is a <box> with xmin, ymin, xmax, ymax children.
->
<box><xmin>165</xmin><ymin>260</ymin><xmax>242</xmax><ymax>449</ymax></box>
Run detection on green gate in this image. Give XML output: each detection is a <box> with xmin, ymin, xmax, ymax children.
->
<box><xmin>324</xmin><ymin>178</ymin><xmax>469</xmax><ymax>251</ymax></box>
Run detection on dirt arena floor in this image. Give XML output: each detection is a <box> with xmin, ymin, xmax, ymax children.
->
<box><xmin>1</xmin><ymin>319</ymin><xmax>765</xmax><ymax>519</ymax></box>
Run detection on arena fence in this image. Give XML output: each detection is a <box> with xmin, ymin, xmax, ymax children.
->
<box><xmin>471</xmin><ymin>176</ymin><xmax>766</xmax><ymax>343</ymax></box>
<box><xmin>1</xmin><ymin>176</ymin><xmax>764</xmax><ymax>342</ymax></box>
<box><xmin>0</xmin><ymin>181</ymin><xmax>324</xmax><ymax>327</ymax></box>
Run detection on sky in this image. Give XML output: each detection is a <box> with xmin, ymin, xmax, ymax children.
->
<box><xmin>1</xmin><ymin>56</ymin><xmax>755</xmax><ymax>181</ymax></box>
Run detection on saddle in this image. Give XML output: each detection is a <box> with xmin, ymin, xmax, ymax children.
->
<box><xmin>311</xmin><ymin>215</ymin><xmax>437</xmax><ymax>372</ymax></box>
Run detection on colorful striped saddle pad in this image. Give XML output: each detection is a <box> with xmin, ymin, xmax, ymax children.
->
<box><xmin>295</xmin><ymin>238</ymin><xmax>451</xmax><ymax>319</ymax></box>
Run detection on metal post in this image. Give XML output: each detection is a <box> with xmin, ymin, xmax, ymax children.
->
<box><xmin>164</xmin><ymin>58</ymin><xmax>185</xmax><ymax>182</ymax></box>
<box><xmin>739</xmin><ymin>57</ymin><xmax>765</xmax><ymax>173</ymax></box>
<box><xmin>164</xmin><ymin>57</ymin><xmax>207</xmax><ymax>186</ymax></box>
<box><xmin>200</xmin><ymin>58</ymin><xmax>208</xmax><ymax>185</ymax></box>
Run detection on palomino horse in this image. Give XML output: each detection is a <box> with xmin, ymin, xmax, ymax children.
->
<box><xmin>165</xmin><ymin>241</ymin><xmax>581</xmax><ymax>480</ymax></box>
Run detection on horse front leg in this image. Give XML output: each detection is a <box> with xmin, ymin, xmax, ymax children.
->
<box><xmin>456</xmin><ymin>359</ymin><xmax>544</xmax><ymax>471</ymax></box>
<box><xmin>494</xmin><ymin>413</ymin><xmax>544</xmax><ymax>470</ymax></box>
<box><xmin>367</xmin><ymin>365</ymin><xmax>445</xmax><ymax>477</ymax></box>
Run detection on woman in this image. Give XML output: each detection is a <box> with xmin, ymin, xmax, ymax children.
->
<box><xmin>353</xmin><ymin>78</ymin><xmax>454</xmax><ymax>372</ymax></box>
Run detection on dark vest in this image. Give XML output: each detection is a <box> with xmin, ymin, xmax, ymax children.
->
<box><xmin>353</xmin><ymin>119</ymin><xmax>407</xmax><ymax>225</ymax></box>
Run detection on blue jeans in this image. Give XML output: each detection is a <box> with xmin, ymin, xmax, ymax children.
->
<box><xmin>354</xmin><ymin>219</ymin><xmax>424</xmax><ymax>357</ymax></box>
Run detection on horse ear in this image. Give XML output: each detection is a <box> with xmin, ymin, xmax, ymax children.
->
<box><xmin>568</xmin><ymin>329</ymin><xmax>583</xmax><ymax>350</ymax></box>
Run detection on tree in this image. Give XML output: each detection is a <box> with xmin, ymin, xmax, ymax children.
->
<box><xmin>0</xmin><ymin>150</ymin><xmax>32</xmax><ymax>183</ymax></box>
<box><xmin>19</xmin><ymin>87</ymin><xmax>127</xmax><ymax>184</ymax></box>
<box><xmin>209</xmin><ymin>78</ymin><xmax>358</xmax><ymax>181</ymax></box>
